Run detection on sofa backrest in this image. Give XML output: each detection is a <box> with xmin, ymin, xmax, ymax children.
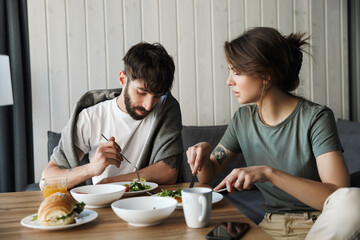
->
<box><xmin>337</xmin><ymin>119</ymin><xmax>360</xmax><ymax>174</ymax></box>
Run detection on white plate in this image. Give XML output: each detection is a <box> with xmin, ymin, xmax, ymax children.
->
<box><xmin>109</xmin><ymin>182</ymin><xmax>158</xmax><ymax>196</ymax></box>
<box><xmin>20</xmin><ymin>209</ymin><xmax>98</xmax><ymax>230</ymax></box>
<box><xmin>156</xmin><ymin>191</ymin><xmax>224</xmax><ymax>209</ymax></box>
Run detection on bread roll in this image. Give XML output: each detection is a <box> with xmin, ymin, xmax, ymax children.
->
<box><xmin>38</xmin><ymin>192</ymin><xmax>77</xmax><ymax>226</ymax></box>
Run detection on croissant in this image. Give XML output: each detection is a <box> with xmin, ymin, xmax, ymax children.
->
<box><xmin>38</xmin><ymin>192</ymin><xmax>81</xmax><ymax>226</ymax></box>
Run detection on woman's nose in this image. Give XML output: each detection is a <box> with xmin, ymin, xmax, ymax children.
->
<box><xmin>226</xmin><ymin>76</ymin><xmax>234</xmax><ymax>86</ymax></box>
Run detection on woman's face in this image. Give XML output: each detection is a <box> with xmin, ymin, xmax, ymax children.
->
<box><xmin>226</xmin><ymin>66</ymin><xmax>264</xmax><ymax>104</ymax></box>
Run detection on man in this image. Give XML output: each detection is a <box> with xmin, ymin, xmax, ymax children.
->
<box><xmin>42</xmin><ymin>42</ymin><xmax>183</xmax><ymax>189</ymax></box>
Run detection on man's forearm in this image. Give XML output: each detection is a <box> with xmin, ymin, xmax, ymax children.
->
<box><xmin>42</xmin><ymin>161</ymin><xmax>93</xmax><ymax>189</ymax></box>
<box><xmin>100</xmin><ymin>161</ymin><xmax>178</xmax><ymax>185</ymax></box>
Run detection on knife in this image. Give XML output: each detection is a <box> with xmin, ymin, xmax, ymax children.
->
<box><xmin>189</xmin><ymin>174</ymin><xmax>197</xmax><ymax>188</ymax></box>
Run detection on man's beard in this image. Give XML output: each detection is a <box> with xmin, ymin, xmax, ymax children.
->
<box><xmin>124</xmin><ymin>84</ymin><xmax>152</xmax><ymax>120</ymax></box>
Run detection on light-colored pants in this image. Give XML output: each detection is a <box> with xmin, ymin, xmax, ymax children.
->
<box><xmin>259</xmin><ymin>188</ymin><xmax>360</xmax><ymax>240</ymax></box>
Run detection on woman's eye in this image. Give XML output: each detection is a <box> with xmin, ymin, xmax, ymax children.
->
<box><xmin>138</xmin><ymin>91</ymin><xmax>146</xmax><ymax>95</ymax></box>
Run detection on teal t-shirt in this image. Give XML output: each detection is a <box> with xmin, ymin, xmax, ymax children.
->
<box><xmin>220</xmin><ymin>98</ymin><xmax>343</xmax><ymax>213</ymax></box>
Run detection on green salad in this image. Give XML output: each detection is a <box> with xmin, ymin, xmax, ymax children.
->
<box><xmin>157</xmin><ymin>187</ymin><xmax>182</xmax><ymax>202</ymax></box>
<box><xmin>129</xmin><ymin>180</ymin><xmax>151</xmax><ymax>192</ymax></box>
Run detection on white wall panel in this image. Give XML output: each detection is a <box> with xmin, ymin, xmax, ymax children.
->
<box><xmin>28</xmin><ymin>0</ymin><xmax>50</xmax><ymax>182</ymax></box>
<box><xmin>326</xmin><ymin>0</ymin><xmax>342</xmax><ymax>118</ymax></box>
<box><xmin>228</xmin><ymin>0</ymin><xmax>245</xmax><ymax>116</ymax></box>
<box><xmin>212</xmin><ymin>0</ymin><xmax>230</xmax><ymax>124</ymax></box>
<box><xmin>294</xmin><ymin>0</ymin><xmax>311</xmax><ymax>99</ymax></box>
<box><xmin>341</xmin><ymin>0</ymin><xmax>349</xmax><ymax>118</ymax></box>
<box><xmin>28</xmin><ymin>0</ymin><xmax>350</xmax><ymax>181</ymax></box>
<box><xmin>195</xmin><ymin>0</ymin><xmax>214</xmax><ymax>125</ymax></box>
<box><xmin>159</xmin><ymin>0</ymin><xmax>179</xmax><ymax>99</ymax></box>
<box><xmin>86</xmin><ymin>0</ymin><xmax>107</xmax><ymax>90</ymax></box>
<box><xmin>67</xmin><ymin>0</ymin><xmax>88</xmax><ymax>108</ymax></box>
<box><xmin>311</xmin><ymin>0</ymin><xmax>327</xmax><ymax>106</ymax></box>
<box><xmin>262</xmin><ymin>0</ymin><xmax>277</xmax><ymax>28</ymax></box>
<box><xmin>177</xmin><ymin>0</ymin><xmax>197</xmax><ymax>125</ymax></box>
<box><xmin>47</xmin><ymin>0</ymin><xmax>70</xmax><ymax>131</ymax></box>
<box><xmin>277</xmin><ymin>0</ymin><xmax>293</xmax><ymax>34</ymax></box>
<box><xmin>245</xmin><ymin>0</ymin><xmax>261</xmax><ymax>28</ymax></box>
<box><xmin>105</xmin><ymin>0</ymin><xmax>125</xmax><ymax>89</ymax></box>
<box><xmin>123</xmin><ymin>0</ymin><xmax>142</xmax><ymax>51</ymax></box>
<box><xmin>142</xmin><ymin>0</ymin><xmax>160</xmax><ymax>43</ymax></box>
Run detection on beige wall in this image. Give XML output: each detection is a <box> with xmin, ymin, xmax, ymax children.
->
<box><xmin>28</xmin><ymin>0</ymin><xmax>349</xmax><ymax>181</ymax></box>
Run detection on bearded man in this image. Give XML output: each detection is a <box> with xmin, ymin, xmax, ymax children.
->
<box><xmin>42</xmin><ymin>43</ymin><xmax>183</xmax><ymax>188</ymax></box>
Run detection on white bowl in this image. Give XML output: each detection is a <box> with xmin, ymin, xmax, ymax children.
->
<box><xmin>111</xmin><ymin>196</ymin><xmax>177</xmax><ymax>227</ymax></box>
<box><xmin>70</xmin><ymin>184</ymin><xmax>126</xmax><ymax>208</ymax></box>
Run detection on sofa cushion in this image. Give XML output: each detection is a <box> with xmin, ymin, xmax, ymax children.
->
<box><xmin>337</xmin><ymin>119</ymin><xmax>360</xmax><ymax>187</ymax></box>
<box><xmin>337</xmin><ymin>119</ymin><xmax>360</xmax><ymax>174</ymax></box>
<box><xmin>48</xmin><ymin>131</ymin><xmax>61</xmax><ymax>161</ymax></box>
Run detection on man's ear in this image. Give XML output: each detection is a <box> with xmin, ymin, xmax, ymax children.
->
<box><xmin>119</xmin><ymin>71</ymin><xmax>127</xmax><ymax>86</ymax></box>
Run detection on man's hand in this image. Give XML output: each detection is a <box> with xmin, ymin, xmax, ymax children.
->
<box><xmin>88</xmin><ymin>136</ymin><xmax>122</xmax><ymax>176</ymax></box>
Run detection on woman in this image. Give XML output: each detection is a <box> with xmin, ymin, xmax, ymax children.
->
<box><xmin>186</xmin><ymin>27</ymin><xmax>360</xmax><ymax>240</ymax></box>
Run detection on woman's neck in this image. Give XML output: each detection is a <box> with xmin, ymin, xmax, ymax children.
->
<box><xmin>256</xmin><ymin>87</ymin><xmax>298</xmax><ymax>126</ymax></box>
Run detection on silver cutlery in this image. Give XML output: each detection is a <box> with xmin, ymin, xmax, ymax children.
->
<box><xmin>216</xmin><ymin>188</ymin><xmax>228</xmax><ymax>193</ymax></box>
<box><xmin>101</xmin><ymin>134</ymin><xmax>141</xmax><ymax>181</ymax></box>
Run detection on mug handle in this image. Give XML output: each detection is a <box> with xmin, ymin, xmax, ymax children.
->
<box><xmin>198</xmin><ymin>195</ymin><xmax>207</xmax><ymax>222</ymax></box>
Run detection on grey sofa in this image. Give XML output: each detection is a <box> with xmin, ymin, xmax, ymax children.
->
<box><xmin>25</xmin><ymin>119</ymin><xmax>360</xmax><ymax>224</ymax></box>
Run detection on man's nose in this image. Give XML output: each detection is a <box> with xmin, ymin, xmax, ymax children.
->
<box><xmin>142</xmin><ymin>96</ymin><xmax>154</xmax><ymax>111</ymax></box>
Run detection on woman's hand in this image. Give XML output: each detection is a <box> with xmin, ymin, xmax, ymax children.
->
<box><xmin>88</xmin><ymin>136</ymin><xmax>122</xmax><ymax>176</ymax></box>
<box><xmin>186</xmin><ymin>142</ymin><xmax>212</xmax><ymax>175</ymax></box>
<box><xmin>214</xmin><ymin>165</ymin><xmax>271</xmax><ymax>193</ymax></box>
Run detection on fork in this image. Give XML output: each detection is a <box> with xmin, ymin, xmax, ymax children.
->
<box><xmin>101</xmin><ymin>134</ymin><xmax>141</xmax><ymax>181</ymax></box>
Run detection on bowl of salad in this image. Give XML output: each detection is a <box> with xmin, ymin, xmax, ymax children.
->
<box><xmin>109</xmin><ymin>179</ymin><xmax>158</xmax><ymax>196</ymax></box>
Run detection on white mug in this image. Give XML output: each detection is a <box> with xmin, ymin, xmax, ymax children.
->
<box><xmin>182</xmin><ymin>187</ymin><xmax>212</xmax><ymax>228</ymax></box>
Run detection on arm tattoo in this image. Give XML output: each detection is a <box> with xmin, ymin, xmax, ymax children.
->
<box><xmin>212</xmin><ymin>146</ymin><xmax>227</xmax><ymax>165</ymax></box>
<box><xmin>162</xmin><ymin>157</ymin><xmax>180</xmax><ymax>170</ymax></box>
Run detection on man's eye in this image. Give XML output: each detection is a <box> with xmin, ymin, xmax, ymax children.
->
<box><xmin>138</xmin><ymin>91</ymin><xmax>146</xmax><ymax>95</ymax></box>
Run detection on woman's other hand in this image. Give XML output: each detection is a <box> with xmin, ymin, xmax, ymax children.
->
<box><xmin>214</xmin><ymin>165</ymin><xmax>270</xmax><ymax>193</ymax></box>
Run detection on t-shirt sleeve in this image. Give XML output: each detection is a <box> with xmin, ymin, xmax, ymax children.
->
<box><xmin>310</xmin><ymin>107</ymin><xmax>343</xmax><ymax>158</ymax></box>
<box><xmin>220</xmin><ymin>112</ymin><xmax>242</xmax><ymax>153</ymax></box>
<box><xmin>73</xmin><ymin>109</ymin><xmax>91</xmax><ymax>154</ymax></box>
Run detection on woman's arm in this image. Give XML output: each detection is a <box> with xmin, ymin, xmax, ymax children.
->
<box><xmin>187</xmin><ymin>142</ymin><xmax>237</xmax><ymax>183</ymax></box>
<box><xmin>269</xmin><ymin>150</ymin><xmax>349</xmax><ymax>210</ymax></box>
<box><xmin>214</xmin><ymin>150</ymin><xmax>349</xmax><ymax>210</ymax></box>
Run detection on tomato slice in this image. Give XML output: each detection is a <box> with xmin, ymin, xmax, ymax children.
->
<box><xmin>123</xmin><ymin>184</ymin><xmax>129</xmax><ymax>192</ymax></box>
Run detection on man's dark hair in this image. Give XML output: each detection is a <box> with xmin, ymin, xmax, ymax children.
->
<box><xmin>123</xmin><ymin>42</ymin><xmax>175</xmax><ymax>95</ymax></box>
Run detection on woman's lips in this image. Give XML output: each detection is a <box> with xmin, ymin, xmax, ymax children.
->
<box><xmin>233</xmin><ymin>91</ymin><xmax>240</xmax><ymax>97</ymax></box>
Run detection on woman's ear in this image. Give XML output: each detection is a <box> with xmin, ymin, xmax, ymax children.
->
<box><xmin>263</xmin><ymin>76</ymin><xmax>272</xmax><ymax>89</ymax></box>
<box><xmin>119</xmin><ymin>71</ymin><xmax>127</xmax><ymax>86</ymax></box>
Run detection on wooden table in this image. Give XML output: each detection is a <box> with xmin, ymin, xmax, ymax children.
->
<box><xmin>0</xmin><ymin>183</ymin><xmax>272</xmax><ymax>240</ymax></box>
